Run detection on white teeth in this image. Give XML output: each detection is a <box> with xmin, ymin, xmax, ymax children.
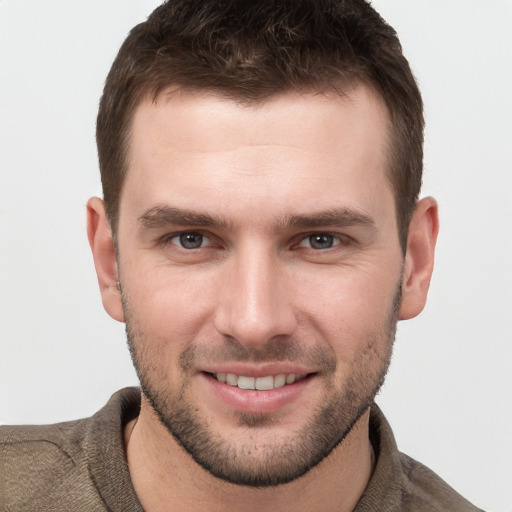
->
<box><xmin>214</xmin><ymin>372</ymin><xmax>305</xmax><ymax>389</ymax></box>
<box><xmin>237</xmin><ymin>376</ymin><xmax>255</xmax><ymax>389</ymax></box>
<box><xmin>274</xmin><ymin>374</ymin><xmax>286</xmax><ymax>388</ymax></box>
<box><xmin>285</xmin><ymin>374</ymin><xmax>296</xmax><ymax>385</ymax></box>
<box><xmin>255</xmin><ymin>375</ymin><xmax>274</xmax><ymax>390</ymax></box>
<box><xmin>226</xmin><ymin>373</ymin><xmax>238</xmax><ymax>386</ymax></box>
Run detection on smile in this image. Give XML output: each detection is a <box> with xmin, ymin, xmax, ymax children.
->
<box><xmin>212</xmin><ymin>373</ymin><xmax>307</xmax><ymax>390</ymax></box>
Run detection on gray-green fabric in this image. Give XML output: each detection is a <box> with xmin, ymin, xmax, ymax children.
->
<box><xmin>0</xmin><ymin>388</ymin><xmax>483</xmax><ymax>511</ymax></box>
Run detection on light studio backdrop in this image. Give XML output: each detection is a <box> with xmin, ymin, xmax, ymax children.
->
<box><xmin>1</xmin><ymin>2</ymin><xmax>511</xmax><ymax>511</ymax></box>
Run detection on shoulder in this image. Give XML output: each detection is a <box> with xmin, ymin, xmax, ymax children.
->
<box><xmin>1</xmin><ymin>419</ymin><xmax>88</xmax><ymax>476</ymax></box>
<box><xmin>0</xmin><ymin>418</ymin><xmax>106</xmax><ymax>510</ymax></box>
<box><xmin>1</xmin><ymin>415</ymin><xmax>89</xmax><ymax>460</ymax></box>
<box><xmin>398</xmin><ymin>452</ymin><xmax>484</xmax><ymax>512</ymax></box>
<box><xmin>361</xmin><ymin>404</ymin><xmax>485</xmax><ymax>512</ymax></box>
<box><xmin>0</xmin><ymin>388</ymin><xmax>141</xmax><ymax>511</ymax></box>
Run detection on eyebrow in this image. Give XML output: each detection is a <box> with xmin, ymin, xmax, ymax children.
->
<box><xmin>137</xmin><ymin>205</ymin><xmax>375</xmax><ymax>231</ymax></box>
<box><xmin>279</xmin><ymin>208</ymin><xmax>375</xmax><ymax>230</ymax></box>
<box><xmin>138</xmin><ymin>206</ymin><xmax>231</xmax><ymax>229</ymax></box>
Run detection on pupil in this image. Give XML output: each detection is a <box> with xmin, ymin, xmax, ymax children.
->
<box><xmin>310</xmin><ymin>234</ymin><xmax>333</xmax><ymax>249</ymax></box>
<box><xmin>180</xmin><ymin>233</ymin><xmax>203</xmax><ymax>249</ymax></box>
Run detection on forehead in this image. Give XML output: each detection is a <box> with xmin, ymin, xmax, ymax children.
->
<box><xmin>129</xmin><ymin>85</ymin><xmax>390</xmax><ymax>156</ymax></box>
<box><xmin>122</xmin><ymin>86</ymin><xmax>393</xmax><ymax>225</ymax></box>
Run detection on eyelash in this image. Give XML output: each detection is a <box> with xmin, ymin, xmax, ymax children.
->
<box><xmin>296</xmin><ymin>233</ymin><xmax>346</xmax><ymax>250</ymax></box>
<box><xmin>163</xmin><ymin>232</ymin><xmax>212</xmax><ymax>250</ymax></box>
<box><xmin>161</xmin><ymin>231</ymin><xmax>352</xmax><ymax>252</ymax></box>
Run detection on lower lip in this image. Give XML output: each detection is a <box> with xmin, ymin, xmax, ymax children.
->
<box><xmin>201</xmin><ymin>373</ymin><xmax>315</xmax><ymax>414</ymax></box>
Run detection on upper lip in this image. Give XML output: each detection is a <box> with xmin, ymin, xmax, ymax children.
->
<box><xmin>200</xmin><ymin>363</ymin><xmax>316</xmax><ymax>378</ymax></box>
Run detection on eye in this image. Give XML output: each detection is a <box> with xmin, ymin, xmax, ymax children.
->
<box><xmin>298</xmin><ymin>233</ymin><xmax>340</xmax><ymax>250</ymax></box>
<box><xmin>170</xmin><ymin>232</ymin><xmax>209</xmax><ymax>249</ymax></box>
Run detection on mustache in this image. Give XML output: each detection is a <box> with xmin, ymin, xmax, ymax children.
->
<box><xmin>179</xmin><ymin>336</ymin><xmax>337</xmax><ymax>372</ymax></box>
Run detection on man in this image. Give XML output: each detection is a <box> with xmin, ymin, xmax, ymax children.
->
<box><xmin>0</xmin><ymin>1</ymin><xmax>483</xmax><ymax>510</ymax></box>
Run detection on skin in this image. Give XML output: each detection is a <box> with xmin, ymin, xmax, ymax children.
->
<box><xmin>87</xmin><ymin>85</ymin><xmax>438</xmax><ymax>512</ymax></box>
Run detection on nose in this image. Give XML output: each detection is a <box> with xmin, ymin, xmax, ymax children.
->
<box><xmin>213</xmin><ymin>245</ymin><xmax>298</xmax><ymax>349</ymax></box>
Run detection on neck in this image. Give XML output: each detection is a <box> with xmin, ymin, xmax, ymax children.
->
<box><xmin>125</xmin><ymin>399</ymin><xmax>375</xmax><ymax>512</ymax></box>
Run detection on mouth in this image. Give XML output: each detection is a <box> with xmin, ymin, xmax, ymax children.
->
<box><xmin>207</xmin><ymin>372</ymin><xmax>309</xmax><ymax>390</ymax></box>
<box><xmin>202</xmin><ymin>370</ymin><xmax>317</xmax><ymax>413</ymax></box>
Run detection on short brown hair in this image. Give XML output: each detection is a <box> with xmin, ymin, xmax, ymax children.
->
<box><xmin>97</xmin><ymin>0</ymin><xmax>423</xmax><ymax>250</ymax></box>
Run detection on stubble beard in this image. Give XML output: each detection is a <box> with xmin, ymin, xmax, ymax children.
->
<box><xmin>123</xmin><ymin>286</ymin><xmax>400</xmax><ymax>488</ymax></box>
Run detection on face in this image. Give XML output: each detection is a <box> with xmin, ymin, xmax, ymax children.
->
<box><xmin>116</xmin><ymin>86</ymin><xmax>404</xmax><ymax>486</ymax></box>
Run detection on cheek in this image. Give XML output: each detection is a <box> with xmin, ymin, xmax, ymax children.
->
<box><xmin>295</xmin><ymin>265</ymin><xmax>400</xmax><ymax>350</ymax></box>
<box><xmin>122</xmin><ymin>264</ymin><xmax>218</xmax><ymax>350</ymax></box>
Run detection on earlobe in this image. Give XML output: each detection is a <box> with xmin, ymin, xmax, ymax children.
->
<box><xmin>86</xmin><ymin>197</ymin><xmax>125</xmax><ymax>322</ymax></box>
<box><xmin>399</xmin><ymin>197</ymin><xmax>439</xmax><ymax>320</ymax></box>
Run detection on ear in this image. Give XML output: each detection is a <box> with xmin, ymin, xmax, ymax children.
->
<box><xmin>399</xmin><ymin>197</ymin><xmax>439</xmax><ymax>320</ymax></box>
<box><xmin>86</xmin><ymin>197</ymin><xmax>124</xmax><ymax>322</ymax></box>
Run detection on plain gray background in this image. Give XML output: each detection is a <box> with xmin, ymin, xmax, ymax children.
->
<box><xmin>1</xmin><ymin>1</ymin><xmax>511</xmax><ymax>510</ymax></box>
